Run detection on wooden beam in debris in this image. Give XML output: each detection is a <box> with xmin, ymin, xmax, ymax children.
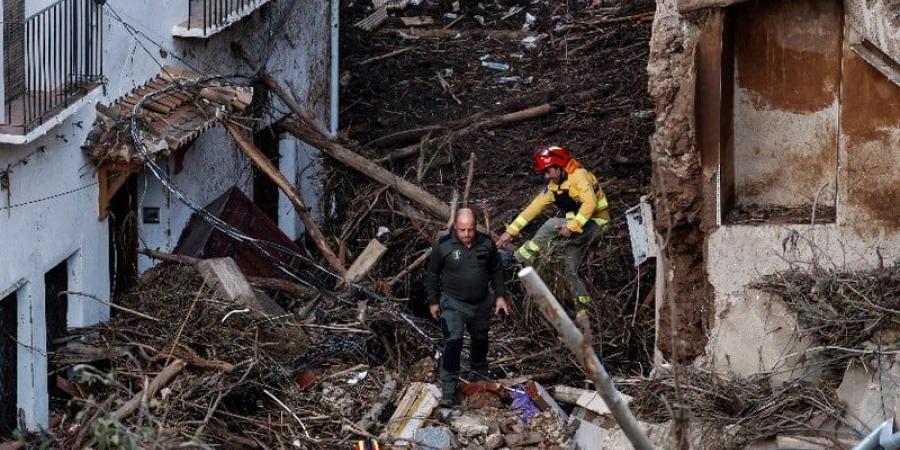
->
<box><xmin>517</xmin><ymin>267</ymin><xmax>655</xmax><ymax>450</ymax></box>
<box><xmin>139</xmin><ymin>249</ymin><xmax>319</xmax><ymax>299</ymax></box>
<box><xmin>676</xmin><ymin>0</ymin><xmax>751</xmax><ymax>12</ymax></box>
<box><xmin>339</xmin><ymin>239</ymin><xmax>389</xmax><ymax>289</ymax></box>
<box><xmin>380</xmin><ymin>103</ymin><xmax>562</xmax><ymax>162</ymax></box>
<box><xmin>282</xmin><ymin>120</ymin><xmax>452</xmax><ymax>221</ymax></box>
<box><xmin>98</xmin><ymin>162</ymin><xmax>140</xmax><ymax>220</ymax></box>
<box><xmin>225</xmin><ymin>121</ymin><xmax>348</xmax><ymax>277</ymax></box>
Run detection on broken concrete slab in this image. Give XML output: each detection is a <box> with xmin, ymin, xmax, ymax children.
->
<box><xmin>450</xmin><ymin>414</ymin><xmax>490</xmax><ymax>437</ymax></box>
<box><xmin>837</xmin><ymin>359</ymin><xmax>900</xmax><ymax>434</ymax></box>
<box><xmin>413</xmin><ymin>426</ymin><xmax>455</xmax><ymax>449</ymax></box>
<box><xmin>602</xmin><ymin>421</ymin><xmax>673</xmax><ymax>449</ymax></box>
<box><xmin>572</xmin><ymin>414</ymin><xmax>610</xmax><ymax>450</ymax></box>
<box><xmin>526</xmin><ymin>381</ymin><xmax>568</xmax><ymax>421</ymax></box>
<box><xmin>195</xmin><ymin>257</ymin><xmax>286</xmax><ymax>317</ymax></box>
<box><xmin>703</xmin><ymin>289</ymin><xmax>818</xmax><ymax>386</ymax></box>
<box><xmin>382</xmin><ymin>382</ymin><xmax>441</xmax><ymax>447</ymax></box>
<box><xmin>554</xmin><ymin>385</ymin><xmax>633</xmax><ymax>415</ymax></box>
<box><xmin>553</xmin><ymin>384</ymin><xmax>587</xmax><ymax>404</ymax></box>
<box><xmin>578</xmin><ymin>390</ymin><xmax>633</xmax><ymax>416</ymax></box>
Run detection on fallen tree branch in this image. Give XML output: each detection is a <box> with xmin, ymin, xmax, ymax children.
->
<box><xmin>379</xmin><ymin>103</ymin><xmax>562</xmax><ymax>162</ymax></box>
<box><xmin>113</xmin><ymin>359</ymin><xmax>187</xmax><ymax>422</ymax></box>
<box><xmin>462</xmin><ymin>152</ymin><xmax>476</xmax><ymax>208</ymax></box>
<box><xmin>282</xmin><ymin>120</ymin><xmax>451</xmax><ymax>221</ymax></box>
<box><xmin>354</xmin><ymin>374</ymin><xmax>398</xmax><ymax>432</ymax></box>
<box><xmin>359</xmin><ymin>46</ymin><xmax>414</xmax><ymax>65</ymax></box>
<box><xmin>387</xmin><ymin>249</ymin><xmax>432</xmax><ymax>286</ymax></box>
<box><xmin>518</xmin><ymin>267</ymin><xmax>654</xmax><ymax>450</ymax></box>
<box><xmin>226</xmin><ymin>121</ymin><xmax>347</xmax><ymax>276</ymax></box>
<box><xmin>60</xmin><ymin>291</ymin><xmax>160</xmax><ymax>322</ymax></box>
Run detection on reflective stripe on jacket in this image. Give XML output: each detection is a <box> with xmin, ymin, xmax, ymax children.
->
<box><xmin>505</xmin><ymin>166</ymin><xmax>610</xmax><ymax>236</ymax></box>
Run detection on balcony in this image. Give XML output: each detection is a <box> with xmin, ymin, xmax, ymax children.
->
<box><xmin>0</xmin><ymin>0</ymin><xmax>104</xmax><ymax>145</ymax></box>
<box><xmin>172</xmin><ymin>0</ymin><xmax>274</xmax><ymax>39</ymax></box>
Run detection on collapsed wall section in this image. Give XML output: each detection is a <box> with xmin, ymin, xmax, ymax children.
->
<box><xmin>647</xmin><ymin>0</ymin><xmax>713</xmax><ymax>363</ymax></box>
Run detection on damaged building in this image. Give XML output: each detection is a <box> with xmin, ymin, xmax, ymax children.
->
<box><xmin>650</xmin><ymin>0</ymin><xmax>900</xmax><ymax>437</ymax></box>
<box><xmin>0</xmin><ymin>0</ymin><xmax>336</xmax><ymax>433</ymax></box>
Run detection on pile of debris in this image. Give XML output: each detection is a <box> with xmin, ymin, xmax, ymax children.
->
<box><xmin>38</xmin><ymin>261</ymin><xmax>644</xmax><ymax>448</ymax></box>
<box><xmin>332</xmin><ymin>0</ymin><xmax>658</xmax><ymax>376</ymax></box>
<box><xmin>26</xmin><ymin>0</ymin><xmax>665</xmax><ymax>448</ymax></box>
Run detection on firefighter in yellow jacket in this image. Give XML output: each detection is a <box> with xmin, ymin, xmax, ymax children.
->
<box><xmin>496</xmin><ymin>146</ymin><xmax>609</xmax><ymax>311</ymax></box>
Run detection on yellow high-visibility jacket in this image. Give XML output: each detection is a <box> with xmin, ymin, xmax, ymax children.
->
<box><xmin>505</xmin><ymin>165</ymin><xmax>610</xmax><ymax>236</ymax></box>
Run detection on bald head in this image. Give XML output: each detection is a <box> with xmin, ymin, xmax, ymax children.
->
<box><xmin>454</xmin><ymin>208</ymin><xmax>476</xmax><ymax>247</ymax></box>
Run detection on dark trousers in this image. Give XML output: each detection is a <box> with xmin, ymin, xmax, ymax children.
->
<box><xmin>439</xmin><ymin>293</ymin><xmax>492</xmax><ymax>386</ymax></box>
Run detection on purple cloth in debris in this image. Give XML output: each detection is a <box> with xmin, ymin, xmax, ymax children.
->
<box><xmin>510</xmin><ymin>386</ymin><xmax>540</xmax><ymax>423</ymax></box>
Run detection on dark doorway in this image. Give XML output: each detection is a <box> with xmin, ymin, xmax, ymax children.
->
<box><xmin>44</xmin><ymin>260</ymin><xmax>68</xmax><ymax>402</ymax></box>
<box><xmin>108</xmin><ymin>175</ymin><xmax>139</xmax><ymax>298</ymax></box>
<box><xmin>252</xmin><ymin>125</ymin><xmax>282</xmax><ymax>224</ymax></box>
<box><xmin>0</xmin><ymin>291</ymin><xmax>18</xmax><ymax>437</ymax></box>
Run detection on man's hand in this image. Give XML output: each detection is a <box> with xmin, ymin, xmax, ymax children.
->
<box><xmin>557</xmin><ymin>226</ymin><xmax>573</xmax><ymax>238</ymax></box>
<box><xmin>429</xmin><ymin>304</ymin><xmax>441</xmax><ymax>320</ymax></box>
<box><xmin>496</xmin><ymin>232</ymin><xmax>514</xmax><ymax>249</ymax></box>
<box><xmin>494</xmin><ymin>297</ymin><xmax>509</xmax><ymax>316</ymax></box>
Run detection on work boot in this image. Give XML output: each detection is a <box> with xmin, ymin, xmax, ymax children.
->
<box><xmin>440</xmin><ymin>380</ymin><xmax>457</xmax><ymax>407</ymax></box>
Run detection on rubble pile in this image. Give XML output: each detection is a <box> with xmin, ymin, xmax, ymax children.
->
<box><xmin>34</xmin><ymin>0</ymin><xmax>665</xmax><ymax>448</ymax></box>
<box><xmin>333</xmin><ymin>0</ymin><xmax>658</xmax><ymax>376</ymax></box>
<box><xmin>629</xmin><ymin>368</ymin><xmax>844</xmax><ymax>449</ymax></box>
<box><xmin>44</xmin><ymin>264</ymin><xmax>621</xmax><ymax>448</ymax></box>
<box><xmin>756</xmin><ymin>266</ymin><xmax>900</xmax><ymax>354</ymax></box>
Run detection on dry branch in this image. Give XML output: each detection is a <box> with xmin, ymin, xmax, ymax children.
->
<box><xmin>113</xmin><ymin>359</ymin><xmax>187</xmax><ymax>422</ymax></box>
<box><xmin>226</xmin><ymin>121</ymin><xmax>347</xmax><ymax>276</ymax></box>
<box><xmin>379</xmin><ymin>103</ymin><xmax>562</xmax><ymax>162</ymax></box>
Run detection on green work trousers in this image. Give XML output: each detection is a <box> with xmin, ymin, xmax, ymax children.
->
<box><xmin>514</xmin><ymin>217</ymin><xmax>602</xmax><ymax>307</ymax></box>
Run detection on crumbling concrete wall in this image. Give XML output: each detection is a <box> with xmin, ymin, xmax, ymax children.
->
<box><xmin>649</xmin><ymin>0</ymin><xmax>900</xmax><ymax>368</ymax></box>
<box><xmin>648</xmin><ymin>0</ymin><xmax>712</xmax><ymax>362</ymax></box>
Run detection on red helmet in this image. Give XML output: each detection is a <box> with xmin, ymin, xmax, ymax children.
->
<box><xmin>533</xmin><ymin>146</ymin><xmax>572</xmax><ymax>173</ymax></box>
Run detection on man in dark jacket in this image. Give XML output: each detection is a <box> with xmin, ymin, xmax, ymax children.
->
<box><xmin>425</xmin><ymin>208</ymin><xmax>508</xmax><ymax>406</ymax></box>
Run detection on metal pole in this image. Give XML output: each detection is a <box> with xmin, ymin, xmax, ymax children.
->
<box><xmin>518</xmin><ymin>267</ymin><xmax>656</xmax><ymax>450</ymax></box>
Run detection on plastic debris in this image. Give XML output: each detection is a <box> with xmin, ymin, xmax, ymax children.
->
<box><xmin>510</xmin><ymin>387</ymin><xmax>541</xmax><ymax>422</ymax></box>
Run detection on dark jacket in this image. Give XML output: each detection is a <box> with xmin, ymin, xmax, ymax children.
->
<box><xmin>424</xmin><ymin>231</ymin><xmax>506</xmax><ymax>306</ymax></box>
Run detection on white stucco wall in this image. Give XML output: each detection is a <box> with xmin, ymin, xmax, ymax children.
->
<box><xmin>0</xmin><ymin>0</ymin><xmax>332</xmax><ymax>431</ymax></box>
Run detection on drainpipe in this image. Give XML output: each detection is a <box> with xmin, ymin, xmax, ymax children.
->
<box><xmin>854</xmin><ymin>417</ymin><xmax>900</xmax><ymax>450</ymax></box>
<box><xmin>329</xmin><ymin>0</ymin><xmax>339</xmax><ymax>136</ymax></box>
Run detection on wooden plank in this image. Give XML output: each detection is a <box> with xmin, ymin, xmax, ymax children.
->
<box><xmin>342</xmin><ymin>239</ymin><xmax>388</xmax><ymax>285</ymax></box>
<box><xmin>851</xmin><ymin>42</ymin><xmax>900</xmax><ymax>88</ymax></box>
<box><xmin>399</xmin><ymin>16</ymin><xmax>434</xmax><ymax>26</ymax></box>
<box><xmin>677</xmin><ymin>0</ymin><xmax>752</xmax><ymax>13</ymax></box>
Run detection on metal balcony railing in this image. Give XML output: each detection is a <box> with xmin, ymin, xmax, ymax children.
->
<box><xmin>3</xmin><ymin>0</ymin><xmax>104</xmax><ymax>135</ymax></box>
<box><xmin>188</xmin><ymin>0</ymin><xmax>260</xmax><ymax>37</ymax></box>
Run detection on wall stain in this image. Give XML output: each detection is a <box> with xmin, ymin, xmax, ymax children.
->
<box><xmin>733</xmin><ymin>0</ymin><xmax>842</xmax><ymax>113</ymax></box>
<box><xmin>842</xmin><ymin>42</ymin><xmax>900</xmax><ymax>230</ymax></box>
